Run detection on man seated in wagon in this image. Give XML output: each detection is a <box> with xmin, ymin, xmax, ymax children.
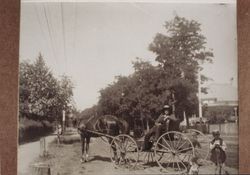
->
<box><xmin>142</xmin><ymin>104</ymin><xmax>178</xmax><ymax>151</ymax></box>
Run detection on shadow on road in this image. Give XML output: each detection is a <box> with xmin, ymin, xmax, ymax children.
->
<box><xmin>87</xmin><ymin>155</ymin><xmax>111</xmax><ymax>163</ymax></box>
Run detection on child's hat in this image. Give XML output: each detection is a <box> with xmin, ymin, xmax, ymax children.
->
<box><xmin>212</xmin><ymin>130</ymin><xmax>220</xmax><ymax>136</ymax></box>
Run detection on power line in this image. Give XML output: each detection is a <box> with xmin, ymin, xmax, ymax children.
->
<box><xmin>34</xmin><ymin>3</ymin><xmax>57</xmax><ymax>67</ymax></box>
<box><xmin>46</xmin><ymin>3</ymin><xmax>62</xmax><ymax>74</ymax></box>
<box><xmin>73</xmin><ymin>2</ymin><xmax>77</xmax><ymax>62</ymax></box>
<box><xmin>61</xmin><ymin>2</ymin><xmax>67</xmax><ymax>74</ymax></box>
<box><xmin>43</xmin><ymin>3</ymin><xmax>58</xmax><ymax>66</ymax></box>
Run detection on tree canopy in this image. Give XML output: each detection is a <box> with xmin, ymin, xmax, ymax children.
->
<box><xmin>80</xmin><ymin>16</ymin><xmax>214</xmax><ymax>127</ymax></box>
<box><xmin>19</xmin><ymin>53</ymin><xmax>74</xmax><ymax>122</ymax></box>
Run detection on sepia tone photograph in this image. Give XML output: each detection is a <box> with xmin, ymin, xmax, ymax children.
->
<box><xmin>18</xmin><ymin>1</ymin><xmax>238</xmax><ymax>174</ymax></box>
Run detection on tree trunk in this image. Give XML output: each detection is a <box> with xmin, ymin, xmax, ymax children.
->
<box><xmin>146</xmin><ymin>118</ymin><xmax>149</xmax><ymax>132</ymax></box>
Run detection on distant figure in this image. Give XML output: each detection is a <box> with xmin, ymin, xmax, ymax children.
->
<box><xmin>190</xmin><ymin>132</ymin><xmax>202</xmax><ymax>158</ymax></box>
<box><xmin>57</xmin><ymin>124</ymin><xmax>62</xmax><ymax>135</ymax></box>
<box><xmin>56</xmin><ymin>124</ymin><xmax>62</xmax><ymax>144</ymax></box>
<box><xmin>188</xmin><ymin>157</ymin><xmax>200</xmax><ymax>175</ymax></box>
<box><xmin>142</xmin><ymin>105</ymin><xmax>178</xmax><ymax>151</ymax></box>
<box><xmin>210</xmin><ymin>130</ymin><xmax>229</xmax><ymax>175</ymax></box>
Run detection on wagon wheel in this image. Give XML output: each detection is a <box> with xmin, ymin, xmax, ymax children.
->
<box><xmin>154</xmin><ymin>131</ymin><xmax>195</xmax><ymax>174</ymax></box>
<box><xmin>100</xmin><ymin>136</ymin><xmax>109</xmax><ymax>143</ymax></box>
<box><xmin>140</xmin><ymin>151</ymin><xmax>155</xmax><ymax>164</ymax></box>
<box><xmin>140</xmin><ymin>150</ymin><xmax>165</xmax><ymax>165</ymax></box>
<box><xmin>110</xmin><ymin>134</ymin><xmax>139</xmax><ymax>169</ymax></box>
<box><xmin>185</xmin><ymin>129</ymin><xmax>210</xmax><ymax>161</ymax></box>
<box><xmin>139</xmin><ymin>139</ymin><xmax>163</xmax><ymax>165</ymax></box>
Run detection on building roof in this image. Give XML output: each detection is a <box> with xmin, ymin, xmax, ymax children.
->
<box><xmin>202</xmin><ymin>83</ymin><xmax>238</xmax><ymax>102</ymax></box>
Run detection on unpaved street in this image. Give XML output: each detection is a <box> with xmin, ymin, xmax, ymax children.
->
<box><xmin>18</xmin><ymin>136</ymin><xmax>56</xmax><ymax>175</ymax></box>
<box><xmin>30</xmin><ymin>136</ymin><xmax>238</xmax><ymax>175</ymax></box>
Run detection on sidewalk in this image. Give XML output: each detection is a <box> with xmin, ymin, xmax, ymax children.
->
<box><xmin>18</xmin><ymin>135</ymin><xmax>56</xmax><ymax>175</ymax></box>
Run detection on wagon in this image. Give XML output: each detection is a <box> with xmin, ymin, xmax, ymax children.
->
<box><xmin>80</xmin><ymin>112</ymin><xmax>210</xmax><ymax>174</ymax></box>
<box><xmin>108</xmin><ymin>127</ymin><xmax>210</xmax><ymax>174</ymax></box>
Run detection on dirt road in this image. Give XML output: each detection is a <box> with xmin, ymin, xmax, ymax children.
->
<box><xmin>33</xmin><ymin>136</ymin><xmax>238</xmax><ymax>175</ymax></box>
<box><xmin>18</xmin><ymin>135</ymin><xmax>56</xmax><ymax>175</ymax></box>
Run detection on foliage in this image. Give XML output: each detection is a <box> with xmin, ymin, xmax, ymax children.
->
<box><xmin>148</xmin><ymin>15</ymin><xmax>213</xmax><ymax>118</ymax></box>
<box><xmin>95</xmin><ymin>16</ymin><xmax>213</xmax><ymax>126</ymax></box>
<box><xmin>19</xmin><ymin>117</ymin><xmax>53</xmax><ymax>143</ymax></box>
<box><xmin>19</xmin><ymin>53</ymin><xmax>74</xmax><ymax>122</ymax></box>
<box><xmin>79</xmin><ymin>105</ymin><xmax>99</xmax><ymax>121</ymax></box>
<box><xmin>203</xmin><ymin>105</ymin><xmax>237</xmax><ymax>124</ymax></box>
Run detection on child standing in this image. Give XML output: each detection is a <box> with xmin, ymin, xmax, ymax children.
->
<box><xmin>210</xmin><ymin>130</ymin><xmax>228</xmax><ymax>175</ymax></box>
<box><xmin>188</xmin><ymin>157</ymin><xmax>200</xmax><ymax>175</ymax></box>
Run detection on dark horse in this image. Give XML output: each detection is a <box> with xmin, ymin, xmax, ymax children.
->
<box><xmin>77</xmin><ymin>115</ymin><xmax>129</xmax><ymax>162</ymax></box>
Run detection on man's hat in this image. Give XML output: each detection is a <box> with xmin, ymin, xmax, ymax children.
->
<box><xmin>163</xmin><ymin>105</ymin><xmax>170</xmax><ymax>109</ymax></box>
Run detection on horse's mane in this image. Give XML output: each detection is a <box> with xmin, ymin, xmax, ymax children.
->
<box><xmin>78</xmin><ymin>114</ymin><xmax>129</xmax><ymax>134</ymax></box>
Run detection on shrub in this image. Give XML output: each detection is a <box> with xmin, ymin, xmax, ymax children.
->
<box><xmin>19</xmin><ymin>117</ymin><xmax>54</xmax><ymax>143</ymax></box>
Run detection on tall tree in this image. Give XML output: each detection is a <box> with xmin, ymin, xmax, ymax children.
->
<box><xmin>149</xmin><ymin>16</ymin><xmax>213</xmax><ymax>118</ymax></box>
<box><xmin>19</xmin><ymin>54</ymin><xmax>74</xmax><ymax>121</ymax></box>
<box><xmin>90</xmin><ymin>16</ymin><xmax>213</xmax><ymax>127</ymax></box>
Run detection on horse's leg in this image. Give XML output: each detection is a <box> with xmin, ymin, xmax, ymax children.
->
<box><xmin>85</xmin><ymin>136</ymin><xmax>90</xmax><ymax>162</ymax></box>
<box><xmin>81</xmin><ymin>136</ymin><xmax>86</xmax><ymax>162</ymax></box>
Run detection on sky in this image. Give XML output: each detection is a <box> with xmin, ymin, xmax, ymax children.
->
<box><xmin>20</xmin><ymin>1</ymin><xmax>237</xmax><ymax>110</ymax></box>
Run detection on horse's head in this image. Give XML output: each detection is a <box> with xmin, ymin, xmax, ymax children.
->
<box><xmin>77</xmin><ymin>120</ymin><xmax>87</xmax><ymax>134</ymax></box>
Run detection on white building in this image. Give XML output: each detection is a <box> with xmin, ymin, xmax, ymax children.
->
<box><xmin>201</xmin><ymin>83</ymin><xmax>238</xmax><ymax>107</ymax></box>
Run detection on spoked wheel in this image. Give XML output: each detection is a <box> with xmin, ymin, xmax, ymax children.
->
<box><xmin>185</xmin><ymin>129</ymin><xmax>210</xmax><ymax>160</ymax></box>
<box><xmin>100</xmin><ymin>136</ymin><xmax>109</xmax><ymax>143</ymax></box>
<box><xmin>154</xmin><ymin>131</ymin><xmax>195</xmax><ymax>174</ymax></box>
<box><xmin>110</xmin><ymin>134</ymin><xmax>139</xmax><ymax>169</ymax></box>
<box><xmin>140</xmin><ymin>151</ymin><xmax>155</xmax><ymax>164</ymax></box>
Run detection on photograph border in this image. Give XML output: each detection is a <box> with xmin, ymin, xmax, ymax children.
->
<box><xmin>0</xmin><ymin>0</ymin><xmax>248</xmax><ymax>174</ymax></box>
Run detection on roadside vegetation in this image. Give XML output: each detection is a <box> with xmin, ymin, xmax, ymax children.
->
<box><xmin>19</xmin><ymin>53</ymin><xmax>75</xmax><ymax>143</ymax></box>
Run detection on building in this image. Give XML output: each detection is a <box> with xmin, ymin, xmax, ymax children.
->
<box><xmin>201</xmin><ymin>83</ymin><xmax>238</xmax><ymax>121</ymax></box>
<box><xmin>202</xmin><ymin>83</ymin><xmax>238</xmax><ymax>107</ymax></box>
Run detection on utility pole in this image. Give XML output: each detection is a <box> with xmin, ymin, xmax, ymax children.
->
<box><xmin>62</xmin><ymin>110</ymin><xmax>66</xmax><ymax>134</ymax></box>
<box><xmin>198</xmin><ymin>68</ymin><xmax>203</xmax><ymax>119</ymax></box>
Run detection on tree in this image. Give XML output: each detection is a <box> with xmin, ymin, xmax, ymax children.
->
<box><xmin>55</xmin><ymin>75</ymin><xmax>74</xmax><ymax>121</ymax></box>
<box><xmin>149</xmin><ymin>15</ymin><xmax>213</xmax><ymax>118</ymax></box>
<box><xmin>89</xmin><ymin>16</ymin><xmax>214</xmax><ymax>128</ymax></box>
<box><xmin>97</xmin><ymin>59</ymin><xmax>174</xmax><ymax>128</ymax></box>
<box><xmin>19</xmin><ymin>53</ymin><xmax>74</xmax><ymax>121</ymax></box>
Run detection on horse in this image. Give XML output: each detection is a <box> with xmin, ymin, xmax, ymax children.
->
<box><xmin>77</xmin><ymin>114</ymin><xmax>129</xmax><ymax>162</ymax></box>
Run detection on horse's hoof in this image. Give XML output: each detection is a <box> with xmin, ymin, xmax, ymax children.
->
<box><xmin>85</xmin><ymin>155</ymin><xmax>89</xmax><ymax>162</ymax></box>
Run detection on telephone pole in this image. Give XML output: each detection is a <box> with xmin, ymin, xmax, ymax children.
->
<box><xmin>198</xmin><ymin>68</ymin><xmax>203</xmax><ymax>119</ymax></box>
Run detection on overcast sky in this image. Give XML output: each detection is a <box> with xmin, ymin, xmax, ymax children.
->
<box><xmin>20</xmin><ymin>1</ymin><xmax>237</xmax><ymax>110</ymax></box>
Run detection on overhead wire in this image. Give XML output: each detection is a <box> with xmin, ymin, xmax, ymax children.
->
<box><xmin>43</xmin><ymin>3</ymin><xmax>58</xmax><ymax>69</ymax></box>
<box><xmin>61</xmin><ymin>2</ymin><xmax>67</xmax><ymax>74</ymax></box>
<box><xmin>73</xmin><ymin>1</ymin><xmax>77</xmax><ymax>62</ymax></box>
<box><xmin>33</xmin><ymin>3</ymin><xmax>57</xmax><ymax>69</ymax></box>
<box><xmin>47</xmin><ymin>3</ymin><xmax>64</xmax><ymax>75</ymax></box>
